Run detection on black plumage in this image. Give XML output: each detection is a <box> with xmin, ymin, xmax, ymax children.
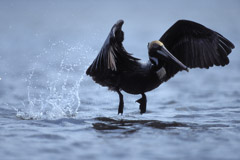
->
<box><xmin>86</xmin><ymin>19</ymin><xmax>235</xmax><ymax>114</ymax></box>
<box><xmin>160</xmin><ymin>20</ymin><xmax>234</xmax><ymax>81</ymax></box>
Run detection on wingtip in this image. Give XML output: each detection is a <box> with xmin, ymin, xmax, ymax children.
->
<box><xmin>231</xmin><ymin>42</ymin><xmax>235</xmax><ymax>49</ymax></box>
<box><xmin>116</xmin><ymin>19</ymin><xmax>124</xmax><ymax>26</ymax></box>
<box><xmin>112</xmin><ymin>20</ymin><xmax>124</xmax><ymax>32</ymax></box>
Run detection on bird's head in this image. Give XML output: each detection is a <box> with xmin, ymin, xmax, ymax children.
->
<box><xmin>148</xmin><ymin>40</ymin><xmax>189</xmax><ymax>71</ymax></box>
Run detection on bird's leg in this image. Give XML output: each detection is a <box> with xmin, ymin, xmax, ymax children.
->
<box><xmin>136</xmin><ymin>93</ymin><xmax>147</xmax><ymax>114</ymax></box>
<box><xmin>117</xmin><ymin>90</ymin><xmax>124</xmax><ymax>115</ymax></box>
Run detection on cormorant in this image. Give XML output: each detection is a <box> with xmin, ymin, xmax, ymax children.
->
<box><xmin>86</xmin><ymin>19</ymin><xmax>235</xmax><ymax>114</ymax></box>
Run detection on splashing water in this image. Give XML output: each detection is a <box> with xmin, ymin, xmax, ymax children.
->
<box><xmin>16</xmin><ymin>41</ymin><xmax>96</xmax><ymax>120</ymax></box>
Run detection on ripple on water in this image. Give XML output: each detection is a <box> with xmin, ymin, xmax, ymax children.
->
<box><xmin>27</xmin><ymin>134</ymin><xmax>65</xmax><ymax>140</ymax></box>
<box><xmin>173</xmin><ymin>114</ymin><xmax>202</xmax><ymax>118</ymax></box>
<box><xmin>42</xmin><ymin>118</ymin><xmax>85</xmax><ymax>125</ymax></box>
<box><xmin>175</xmin><ymin>106</ymin><xmax>202</xmax><ymax>111</ymax></box>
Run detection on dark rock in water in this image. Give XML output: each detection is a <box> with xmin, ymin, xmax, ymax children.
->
<box><xmin>93</xmin><ymin>117</ymin><xmax>188</xmax><ymax>131</ymax></box>
<box><xmin>146</xmin><ymin>121</ymin><xmax>187</xmax><ymax>129</ymax></box>
<box><xmin>93</xmin><ymin>123</ymin><xmax>123</xmax><ymax>130</ymax></box>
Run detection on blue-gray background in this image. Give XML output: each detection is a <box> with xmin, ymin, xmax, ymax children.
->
<box><xmin>0</xmin><ymin>0</ymin><xmax>239</xmax><ymax>160</ymax></box>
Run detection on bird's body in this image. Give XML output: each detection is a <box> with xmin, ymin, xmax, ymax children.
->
<box><xmin>110</xmin><ymin>62</ymin><xmax>163</xmax><ymax>94</ymax></box>
<box><xmin>86</xmin><ymin>19</ymin><xmax>234</xmax><ymax>114</ymax></box>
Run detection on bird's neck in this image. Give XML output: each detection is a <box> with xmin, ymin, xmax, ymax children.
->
<box><xmin>149</xmin><ymin>60</ymin><xmax>167</xmax><ymax>80</ymax></box>
<box><xmin>149</xmin><ymin>60</ymin><xmax>164</xmax><ymax>72</ymax></box>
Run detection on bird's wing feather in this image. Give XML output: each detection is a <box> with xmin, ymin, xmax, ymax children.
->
<box><xmin>86</xmin><ymin>20</ymin><xmax>140</xmax><ymax>87</ymax></box>
<box><xmin>160</xmin><ymin>20</ymin><xmax>235</xmax><ymax>81</ymax></box>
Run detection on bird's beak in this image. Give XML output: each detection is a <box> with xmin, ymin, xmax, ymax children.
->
<box><xmin>157</xmin><ymin>46</ymin><xmax>189</xmax><ymax>72</ymax></box>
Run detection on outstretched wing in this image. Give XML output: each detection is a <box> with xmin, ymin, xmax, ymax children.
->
<box><xmin>160</xmin><ymin>20</ymin><xmax>235</xmax><ymax>81</ymax></box>
<box><xmin>86</xmin><ymin>20</ymin><xmax>140</xmax><ymax>87</ymax></box>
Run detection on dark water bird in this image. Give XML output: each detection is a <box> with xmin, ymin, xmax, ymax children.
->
<box><xmin>86</xmin><ymin>19</ymin><xmax>235</xmax><ymax>114</ymax></box>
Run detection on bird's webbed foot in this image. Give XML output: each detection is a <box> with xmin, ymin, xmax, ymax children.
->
<box><xmin>117</xmin><ymin>90</ymin><xmax>124</xmax><ymax>115</ymax></box>
<box><xmin>136</xmin><ymin>93</ymin><xmax>147</xmax><ymax>114</ymax></box>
